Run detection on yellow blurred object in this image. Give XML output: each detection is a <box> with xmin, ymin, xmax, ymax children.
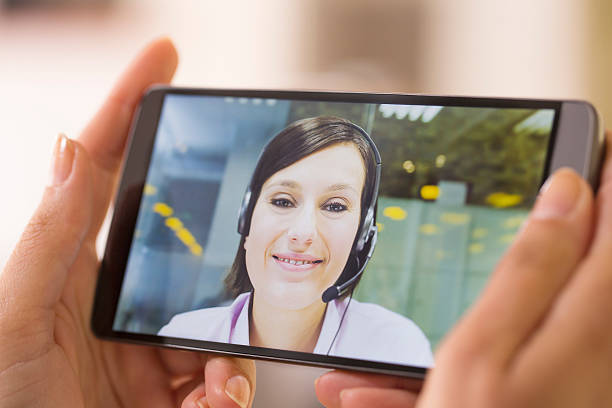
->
<box><xmin>486</xmin><ymin>192</ymin><xmax>523</xmax><ymax>208</ymax></box>
<box><xmin>165</xmin><ymin>217</ymin><xmax>183</xmax><ymax>231</ymax></box>
<box><xmin>144</xmin><ymin>184</ymin><xmax>158</xmax><ymax>195</ymax></box>
<box><xmin>153</xmin><ymin>202</ymin><xmax>173</xmax><ymax>217</ymax></box>
<box><xmin>440</xmin><ymin>212</ymin><xmax>470</xmax><ymax>225</ymax></box>
<box><xmin>154</xmin><ymin>205</ymin><xmax>204</xmax><ymax>256</ymax></box>
<box><xmin>472</xmin><ymin>228</ymin><xmax>488</xmax><ymax>239</ymax></box>
<box><xmin>435</xmin><ymin>154</ymin><xmax>446</xmax><ymax>168</ymax></box>
<box><xmin>419</xmin><ymin>224</ymin><xmax>438</xmax><ymax>235</ymax></box>
<box><xmin>499</xmin><ymin>234</ymin><xmax>516</xmax><ymax>244</ymax></box>
<box><xmin>420</xmin><ymin>185</ymin><xmax>439</xmax><ymax>200</ymax></box>
<box><xmin>402</xmin><ymin>160</ymin><xmax>415</xmax><ymax>173</ymax></box>
<box><xmin>189</xmin><ymin>243</ymin><xmax>203</xmax><ymax>256</ymax></box>
<box><xmin>503</xmin><ymin>216</ymin><xmax>525</xmax><ymax>229</ymax></box>
<box><xmin>469</xmin><ymin>243</ymin><xmax>485</xmax><ymax>253</ymax></box>
<box><xmin>176</xmin><ymin>228</ymin><xmax>196</xmax><ymax>246</ymax></box>
<box><xmin>376</xmin><ymin>222</ymin><xmax>384</xmax><ymax>232</ymax></box>
<box><xmin>383</xmin><ymin>206</ymin><xmax>407</xmax><ymax>220</ymax></box>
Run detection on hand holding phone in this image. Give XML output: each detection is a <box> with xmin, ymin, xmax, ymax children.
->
<box><xmin>92</xmin><ymin>86</ymin><xmax>603</xmax><ymax>378</ymax></box>
<box><xmin>0</xmin><ymin>39</ymin><xmax>254</xmax><ymax>408</ymax></box>
<box><xmin>316</xmin><ymin>133</ymin><xmax>612</xmax><ymax>408</ymax></box>
<box><xmin>2</xmin><ymin>35</ymin><xmax>609</xmax><ymax>408</ymax></box>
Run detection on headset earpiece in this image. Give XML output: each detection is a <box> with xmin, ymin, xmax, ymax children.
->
<box><xmin>237</xmin><ymin>187</ymin><xmax>252</xmax><ymax>235</ymax></box>
<box><xmin>355</xmin><ymin>207</ymin><xmax>375</xmax><ymax>252</ymax></box>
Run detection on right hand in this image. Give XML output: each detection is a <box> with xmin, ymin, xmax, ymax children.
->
<box><xmin>316</xmin><ymin>132</ymin><xmax>611</xmax><ymax>408</ymax></box>
<box><xmin>0</xmin><ymin>38</ymin><xmax>255</xmax><ymax>408</ymax></box>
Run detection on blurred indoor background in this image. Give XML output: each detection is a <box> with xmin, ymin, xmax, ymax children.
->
<box><xmin>1</xmin><ymin>1</ymin><xmax>610</xmax><ymax>406</ymax></box>
<box><xmin>2</xmin><ymin>0</ymin><xmax>611</xmax><ymax>269</ymax></box>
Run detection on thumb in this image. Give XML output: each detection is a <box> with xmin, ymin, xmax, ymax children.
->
<box><xmin>1</xmin><ymin>134</ymin><xmax>93</xmax><ymax>320</ymax></box>
<box><xmin>205</xmin><ymin>356</ymin><xmax>256</xmax><ymax>408</ymax></box>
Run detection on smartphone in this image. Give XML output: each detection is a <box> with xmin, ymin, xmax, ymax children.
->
<box><xmin>92</xmin><ymin>88</ymin><xmax>603</xmax><ymax>378</ymax></box>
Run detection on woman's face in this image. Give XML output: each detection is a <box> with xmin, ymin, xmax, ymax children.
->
<box><xmin>244</xmin><ymin>143</ymin><xmax>365</xmax><ymax>310</ymax></box>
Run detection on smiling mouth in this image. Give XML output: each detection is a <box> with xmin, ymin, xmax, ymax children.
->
<box><xmin>272</xmin><ymin>255</ymin><xmax>323</xmax><ymax>266</ymax></box>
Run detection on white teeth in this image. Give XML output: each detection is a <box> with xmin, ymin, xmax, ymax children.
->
<box><xmin>276</xmin><ymin>256</ymin><xmax>316</xmax><ymax>265</ymax></box>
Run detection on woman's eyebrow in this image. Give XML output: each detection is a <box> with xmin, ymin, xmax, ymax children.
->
<box><xmin>326</xmin><ymin>183</ymin><xmax>359</xmax><ymax>194</ymax></box>
<box><xmin>265</xmin><ymin>180</ymin><xmax>359</xmax><ymax>194</ymax></box>
<box><xmin>266</xmin><ymin>180</ymin><xmax>299</xmax><ymax>189</ymax></box>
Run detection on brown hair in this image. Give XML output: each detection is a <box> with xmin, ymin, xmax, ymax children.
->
<box><xmin>224</xmin><ymin>116</ymin><xmax>378</xmax><ymax>297</ymax></box>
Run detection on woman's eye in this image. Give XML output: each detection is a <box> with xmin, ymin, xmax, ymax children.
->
<box><xmin>270</xmin><ymin>198</ymin><xmax>294</xmax><ymax>208</ymax></box>
<box><xmin>323</xmin><ymin>201</ymin><xmax>348</xmax><ymax>213</ymax></box>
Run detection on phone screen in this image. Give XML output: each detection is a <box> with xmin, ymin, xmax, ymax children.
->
<box><xmin>113</xmin><ymin>94</ymin><xmax>557</xmax><ymax>369</ymax></box>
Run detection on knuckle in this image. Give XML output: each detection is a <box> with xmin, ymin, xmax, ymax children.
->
<box><xmin>22</xmin><ymin>218</ymin><xmax>50</xmax><ymax>248</ymax></box>
<box><xmin>504</xmin><ymin>218</ymin><xmax>577</xmax><ymax>269</ymax></box>
<box><xmin>22</xmin><ymin>198</ymin><xmax>59</xmax><ymax>247</ymax></box>
<box><xmin>19</xmin><ymin>195</ymin><xmax>85</xmax><ymax>257</ymax></box>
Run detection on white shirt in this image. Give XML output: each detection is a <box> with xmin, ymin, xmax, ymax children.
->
<box><xmin>159</xmin><ymin>292</ymin><xmax>434</xmax><ymax>367</ymax></box>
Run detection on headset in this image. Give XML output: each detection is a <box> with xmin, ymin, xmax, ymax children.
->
<box><xmin>237</xmin><ymin>121</ymin><xmax>382</xmax><ymax>303</ymax></box>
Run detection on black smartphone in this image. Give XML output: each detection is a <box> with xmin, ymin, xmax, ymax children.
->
<box><xmin>92</xmin><ymin>88</ymin><xmax>603</xmax><ymax>379</ymax></box>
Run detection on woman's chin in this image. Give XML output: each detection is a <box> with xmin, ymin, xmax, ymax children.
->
<box><xmin>259</xmin><ymin>283</ymin><xmax>326</xmax><ymax>311</ymax></box>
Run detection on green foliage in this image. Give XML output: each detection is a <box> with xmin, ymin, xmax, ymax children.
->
<box><xmin>288</xmin><ymin>101</ymin><xmax>551</xmax><ymax>208</ymax></box>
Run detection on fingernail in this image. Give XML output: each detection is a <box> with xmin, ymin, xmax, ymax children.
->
<box><xmin>194</xmin><ymin>396</ymin><xmax>209</xmax><ymax>408</ymax></box>
<box><xmin>532</xmin><ymin>169</ymin><xmax>581</xmax><ymax>219</ymax></box>
<box><xmin>225</xmin><ymin>375</ymin><xmax>250</xmax><ymax>408</ymax></box>
<box><xmin>49</xmin><ymin>133</ymin><xmax>75</xmax><ymax>186</ymax></box>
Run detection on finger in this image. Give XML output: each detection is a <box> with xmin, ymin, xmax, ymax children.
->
<box><xmin>444</xmin><ymin>168</ymin><xmax>593</xmax><ymax>367</ymax></box>
<box><xmin>78</xmin><ymin>37</ymin><xmax>178</xmax><ymax>235</ymax></box>
<box><xmin>0</xmin><ymin>136</ymin><xmax>93</xmax><ymax>321</ymax></box>
<box><xmin>509</xmin><ymin>131</ymin><xmax>612</xmax><ymax>383</ymax></box>
<box><xmin>105</xmin><ymin>344</ymin><xmax>175</xmax><ymax>408</ymax></box>
<box><xmin>339</xmin><ymin>387</ymin><xmax>418</xmax><ymax>408</ymax></box>
<box><xmin>315</xmin><ymin>371</ymin><xmax>422</xmax><ymax>408</ymax></box>
<box><xmin>597</xmin><ymin>130</ymin><xmax>612</xmax><ymax>186</ymax></box>
<box><xmin>78</xmin><ymin>37</ymin><xmax>178</xmax><ymax>172</ymax></box>
<box><xmin>158</xmin><ymin>348</ymin><xmax>202</xmax><ymax>377</ymax></box>
<box><xmin>586</xmin><ymin>129</ymin><xmax>612</xmax><ymax>260</ymax></box>
<box><xmin>180</xmin><ymin>381</ymin><xmax>208</xmax><ymax>408</ymax></box>
<box><xmin>204</xmin><ymin>356</ymin><xmax>256</xmax><ymax>408</ymax></box>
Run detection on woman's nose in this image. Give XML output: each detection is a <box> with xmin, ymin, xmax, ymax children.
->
<box><xmin>287</xmin><ymin>205</ymin><xmax>316</xmax><ymax>249</ymax></box>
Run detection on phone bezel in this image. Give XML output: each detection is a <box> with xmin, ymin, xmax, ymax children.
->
<box><xmin>92</xmin><ymin>87</ymin><xmax>601</xmax><ymax>379</ymax></box>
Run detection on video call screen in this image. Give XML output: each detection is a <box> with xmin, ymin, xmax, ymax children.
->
<box><xmin>114</xmin><ymin>94</ymin><xmax>555</xmax><ymax>368</ymax></box>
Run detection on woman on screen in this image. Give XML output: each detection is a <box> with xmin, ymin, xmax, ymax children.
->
<box><xmin>159</xmin><ymin>116</ymin><xmax>433</xmax><ymax>367</ymax></box>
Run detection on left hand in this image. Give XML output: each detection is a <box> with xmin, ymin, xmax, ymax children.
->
<box><xmin>0</xmin><ymin>38</ymin><xmax>255</xmax><ymax>408</ymax></box>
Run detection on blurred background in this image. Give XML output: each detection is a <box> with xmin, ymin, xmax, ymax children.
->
<box><xmin>2</xmin><ymin>0</ymin><xmax>611</xmax><ymax>272</ymax></box>
<box><xmin>1</xmin><ymin>1</ymin><xmax>610</xmax><ymax>406</ymax></box>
